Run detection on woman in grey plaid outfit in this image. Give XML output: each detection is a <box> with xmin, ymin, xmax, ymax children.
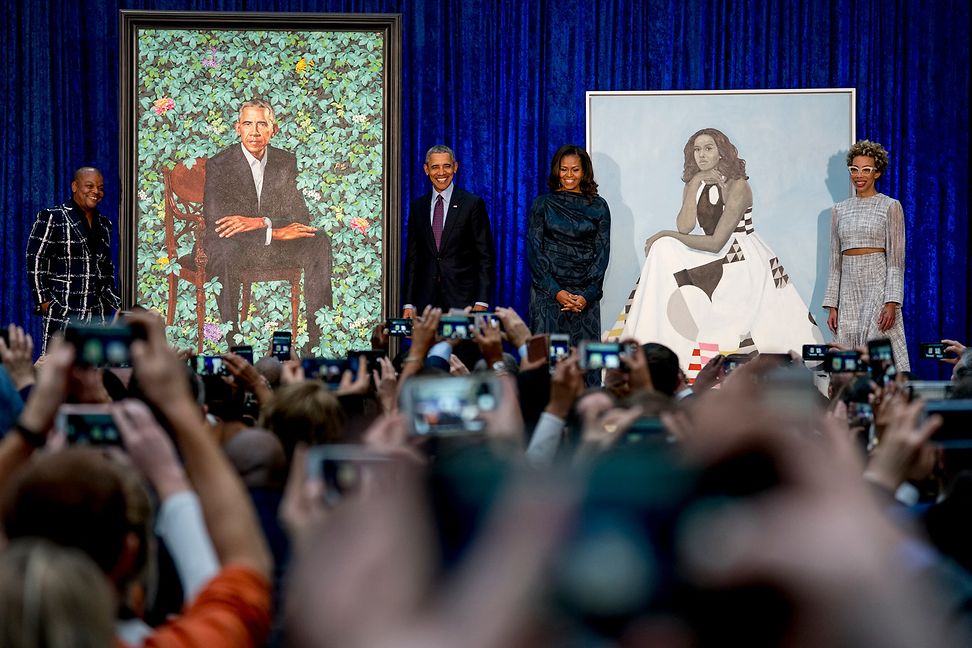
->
<box><xmin>823</xmin><ymin>140</ymin><xmax>909</xmax><ymax>371</ymax></box>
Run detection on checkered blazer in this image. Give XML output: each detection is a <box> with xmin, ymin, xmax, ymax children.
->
<box><xmin>26</xmin><ymin>202</ymin><xmax>120</xmax><ymax>347</ymax></box>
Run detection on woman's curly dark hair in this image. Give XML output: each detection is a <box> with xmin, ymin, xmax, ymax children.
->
<box><xmin>681</xmin><ymin>128</ymin><xmax>748</xmax><ymax>183</ymax></box>
<box><xmin>846</xmin><ymin>139</ymin><xmax>889</xmax><ymax>173</ymax></box>
<box><xmin>547</xmin><ymin>144</ymin><xmax>599</xmax><ymax>198</ymax></box>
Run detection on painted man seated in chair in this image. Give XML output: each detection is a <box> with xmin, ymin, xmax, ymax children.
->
<box><xmin>203</xmin><ymin>98</ymin><xmax>332</xmax><ymax>351</ymax></box>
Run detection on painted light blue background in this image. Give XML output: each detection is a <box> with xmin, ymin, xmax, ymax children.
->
<box><xmin>589</xmin><ymin>90</ymin><xmax>854</xmax><ymax>338</ymax></box>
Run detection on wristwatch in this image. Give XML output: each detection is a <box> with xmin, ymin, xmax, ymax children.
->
<box><xmin>491</xmin><ymin>360</ymin><xmax>508</xmax><ymax>373</ymax></box>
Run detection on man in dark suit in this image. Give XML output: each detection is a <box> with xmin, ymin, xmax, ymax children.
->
<box><xmin>402</xmin><ymin>145</ymin><xmax>495</xmax><ymax>317</ymax></box>
<box><xmin>27</xmin><ymin>167</ymin><xmax>121</xmax><ymax>352</ymax></box>
<box><xmin>203</xmin><ymin>99</ymin><xmax>332</xmax><ymax>349</ymax></box>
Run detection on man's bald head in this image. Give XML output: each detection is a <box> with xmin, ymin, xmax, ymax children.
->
<box><xmin>73</xmin><ymin>167</ymin><xmax>102</xmax><ymax>183</ymax></box>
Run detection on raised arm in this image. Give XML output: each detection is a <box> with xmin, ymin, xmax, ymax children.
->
<box><xmin>667</xmin><ymin>178</ymin><xmax>752</xmax><ymax>253</ymax></box>
<box><xmin>675</xmin><ymin>174</ymin><xmax>703</xmax><ymax>234</ymax></box>
<box><xmin>128</xmin><ymin>312</ymin><xmax>271</xmax><ymax>579</ymax></box>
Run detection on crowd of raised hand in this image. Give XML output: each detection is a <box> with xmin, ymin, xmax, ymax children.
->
<box><xmin>1</xmin><ymin>308</ymin><xmax>971</xmax><ymax>647</ymax></box>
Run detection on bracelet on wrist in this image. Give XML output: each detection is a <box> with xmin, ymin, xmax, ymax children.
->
<box><xmin>13</xmin><ymin>420</ymin><xmax>47</xmax><ymax>448</ymax></box>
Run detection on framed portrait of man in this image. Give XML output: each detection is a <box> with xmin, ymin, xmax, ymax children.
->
<box><xmin>119</xmin><ymin>11</ymin><xmax>401</xmax><ymax>356</ymax></box>
<box><xmin>588</xmin><ymin>89</ymin><xmax>854</xmax><ymax>375</ymax></box>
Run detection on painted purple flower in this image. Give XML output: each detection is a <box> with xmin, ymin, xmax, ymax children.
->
<box><xmin>203</xmin><ymin>322</ymin><xmax>223</xmax><ymax>343</ymax></box>
<box><xmin>202</xmin><ymin>47</ymin><xmax>220</xmax><ymax>68</ymax></box>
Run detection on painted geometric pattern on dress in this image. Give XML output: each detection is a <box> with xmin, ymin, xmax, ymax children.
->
<box><xmin>770</xmin><ymin>257</ymin><xmax>789</xmax><ymax>288</ymax></box>
<box><xmin>674</xmin><ymin>257</ymin><xmax>725</xmax><ymax>301</ymax></box>
<box><xmin>732</xmin><ymin>209</ymin><xmax>755</xmax><ymax>234</ymax></box>
<box><xmin>737</xmin><ymin>333</ymin><xmax>757</xmax><ymax>355</ymax></box>
<box><xmin>724</xmin><ymin>238</ymin><xmax>745</xmax><ymax>264</ymax></box>
<box><xmin>687</xmin><ymin>342</ymin><xmax>720</xmax><ymax>383</ymax></box>
<box><xmin>604</xmin><ymin>279</ymin><xmax>639</xmax><ymax>340</ymax></box>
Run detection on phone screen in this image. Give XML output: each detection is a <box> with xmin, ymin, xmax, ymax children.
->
<box><xmin>231</xmin><ymin>345</ymin><xmax>254</xmax><ymax>365</ymax></box>
<box><xmin>65</xmin><ymin>324</ymin><xmax>137</xmax><ymax>368</ymax></box>
<box><xmin>402</xmin><ymin>374</ymin><xmax>500</xmax><ymax>436</ymax></box>
<box><xmin>272</xmin><ymin>331</ymin><xmax>292</xmax><ymax>361</ymax></box>
<box><xmin>549</xmin><ymin>335</ymin><xmax>570</xmax><ymax>368</ymax></box>
<box><xmin>825</xmin><ymin>350</ymin><xmax>862</xmax><ymax>373</ymax></box>
<box><xmin>438</xmin><ymin>315</ymin><xmax>474</xmax><ymax>340</ymax></box>
<box><xmin>56</xmin><ymin>406</ymin><xmax>124</xmax><ymax>447</ymax></box>
<box><xmin>305</xmin><ymin>445</ymin><xmax>395</xmax><ymax>506</ymax></box>
<box><xmin>388</xmin><ymin>318</ymin><xmax>413</xmax><ymax>337</ymax></box>
<box><xmin>302</xmin><ymin>358</ymin><xmax>348</xmax><ymax>387</ymax></box>
<box><xmin>579</xmin><ymin>342</ymin><xmax>625</xmax><ymax>370</ymax></box>
<box><xmin>723</xmin><ymin>353</ymin><xmax>752</xmax><ymax>374</ymax></box>
<box><xmin>802</xmin><ymin>344</ymin><xmax>828</xmax><ymax>361</ymax></box>
<box><xmin>920</xmin><ymin>343</ymin><xmax>946</xmax><ymax>360</ymax></box>
<box><xmin>194</xmin><ymin>355</ymin><xmax>228</xmax><ymax>376</ymax></box>
<box><xmin>347</xmin><ymin>350</ymin><xmax>386</xmax><ymax>374</ymax></box>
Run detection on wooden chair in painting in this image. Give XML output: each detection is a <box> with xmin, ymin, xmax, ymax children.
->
<box><xmin>162</xmin><ymin>158</ymin><xmax>302</xmax><ymax>352</ymax></box>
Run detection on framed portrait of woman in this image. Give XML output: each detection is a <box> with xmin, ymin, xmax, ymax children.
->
<box><xmin>588</xmin><ymin>89</ymin><xmax>854</xmax><ymax>374</ymax></box>
<box><xmin>119</xmin><ymin>11</ymin><xmax>401</xmax><ymax>357</ymax></box>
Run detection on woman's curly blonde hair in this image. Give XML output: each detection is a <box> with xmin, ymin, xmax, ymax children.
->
<box><xmin>846</xmin><ymin>139</ymin><xmax>889</xmax><ymax>173</ymax></box>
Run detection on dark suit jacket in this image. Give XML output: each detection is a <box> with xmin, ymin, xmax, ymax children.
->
<box><xmin>26</xmin><ymin>201</ymin><xmax>120</xmax><ymax>316</ymax></box>
<box><xmin>403</xmin><ymin>187</ymin><xmax>495</xmax><ymax>310</ymax></box>
<box><xmin>203</xmin><ymin>144</ymin><xmax>311</xmax><ymax>256</ymax></box>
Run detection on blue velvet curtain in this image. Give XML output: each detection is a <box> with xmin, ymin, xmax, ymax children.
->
<box><xmin>2</xmin><ymin>0</ymin><xmax>968</xmax><ymax>377</ymax></box>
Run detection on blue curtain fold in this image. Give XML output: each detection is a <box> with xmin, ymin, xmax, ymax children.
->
<box><xmin>2</xmin><ymin>0</ymin><xmax>968</xmax><ymax>378</ymax></box>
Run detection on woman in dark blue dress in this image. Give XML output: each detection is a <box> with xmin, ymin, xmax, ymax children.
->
<box><xmin>527</xmin><ymin>144</ymin><xmax>611</xmax><ymax>345</ymax></box>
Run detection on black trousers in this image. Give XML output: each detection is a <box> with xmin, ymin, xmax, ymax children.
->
<box><xmin>208</xmin><ymin>234</ymin><xmax>332</xmax><ymax>340</ymax></box>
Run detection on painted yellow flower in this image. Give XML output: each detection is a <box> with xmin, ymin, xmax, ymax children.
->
<box><xmin>157</xmin><ymin>256</ymin><xmax>170</xmax><ymax>266</ymax></box>
<box><xmin>296</xmin><ymin>57</ymin><xmax>313</xmax><ymax>73</ymax></box>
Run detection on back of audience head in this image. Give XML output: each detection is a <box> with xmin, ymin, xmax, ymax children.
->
<box><xmin>0</xmin><ymin>539</ymin><xmax>116</xmax><ymax>648</ymax></box>
<box><xmin>2</xmin><ymin>448</ymin><xmax>134</xmax><ymax>586</ymax></box>
<box><xmin>254</xmin><ymin>356</ymin><xmax>283</xmax><ymax>389</ymax></box>
<box><xmin>640</xmin><ymin>342</ymin><xmax>681</xmax><ymax>396</ymax></box>
<box><xmin>224</xmin><ymin>427</ymin><xmax>287</xmax><ymax>490</ymax></box>
<box><xmin>261</xmin><ymin>381</ymin><xmax>347</xmax><ymax>462</ymax></box>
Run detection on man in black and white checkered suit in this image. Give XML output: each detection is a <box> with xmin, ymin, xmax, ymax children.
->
<box><xmin>26</xmin><ymin>167</ymin><xmax>121</xmax><ymax>352</ymax></box>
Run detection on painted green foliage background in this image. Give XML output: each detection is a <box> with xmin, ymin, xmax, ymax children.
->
<box><xmin>135</xmin><ymin>28</ymin><xmax>384</xmax><ymax>357</ymax></box>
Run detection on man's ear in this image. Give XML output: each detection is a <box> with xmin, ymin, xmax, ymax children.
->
<box><xmin>423</xmin><ymin>163</ymin><xmax>430</xmax><ymax>176</ymax></box>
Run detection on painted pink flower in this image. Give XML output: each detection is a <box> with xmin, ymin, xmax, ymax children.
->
<box><xmin>349</xmin><ymin>217</ymin><xmax>369</xmax><ymax>235</ymax></box>
<box><xmin>152</xmin><ymin>97</ymin><xmax>175</xmax><ymax>116</ymax></box>
<box><xmin>203</xmin><ymin>322</ymin><xmax>223</xmax><ymax>343</ymax></box>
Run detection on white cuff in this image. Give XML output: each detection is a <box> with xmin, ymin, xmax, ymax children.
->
<box><xmin>155</xmin><ymin>491</ymin><xmax>220</xmax><ymax>601</ymax></box>
<box><xmin>263</xmin><ymin>217</ymin><xmax>272</xmax><ymax>245</ymax></box>
<box><xmin>526</xmin><ymin>411</ymin><xmax>565</xmax><ymax>468</ymax></box>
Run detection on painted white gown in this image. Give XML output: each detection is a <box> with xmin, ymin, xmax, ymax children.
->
<box><xmin>608</xmin><ymin>182</ymin><xmax>823</xmax><ymax>378</ymax></box>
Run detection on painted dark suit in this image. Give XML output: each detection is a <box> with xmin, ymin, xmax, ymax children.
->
<box><xmin>403</xmin><ymin>187</ymin><xmax>495</xmax><ymax>310</ymax></box>
<box><xmin>26</xmin><ymin>201</ymin><xmax>120</xmax><ymax>351</ymax></box>
<box><xmin>203</xmin><ymin>144</ymin><xmax>332</xmax><ymax>341</ymax></box>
